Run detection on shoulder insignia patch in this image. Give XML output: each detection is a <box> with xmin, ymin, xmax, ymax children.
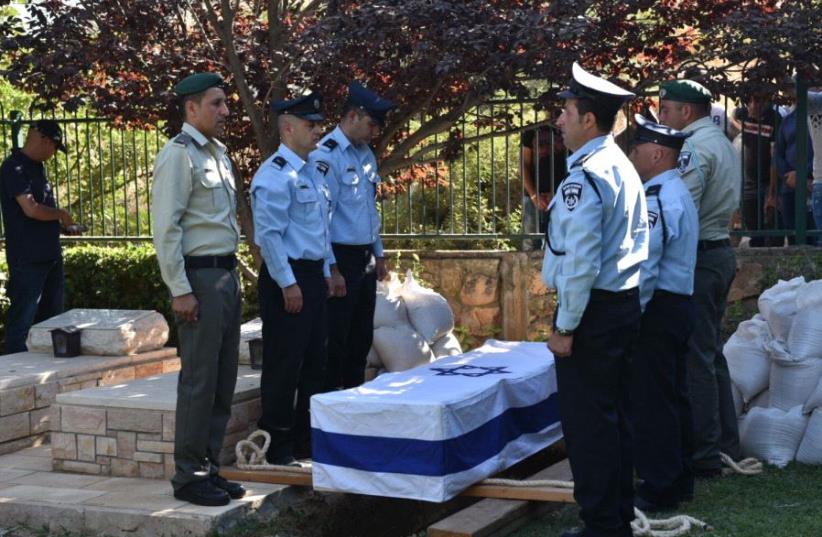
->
<box><xmin>322</xmin><ymin>139</ymin><xmax>338</xmax><ymax>151</ymax></box>
<box><xmin>677</xmin><ymin>151</ymin><xmax>692</xmax><ymax>174</ymax></box>
<box><xmin>172</xmin><ymin>133</ymin><xmax>193</xmax><ymax>146</ymax></box>
<box><xmin>647</xmin><ymin>210</ymin><xmax>659</xmax><ymax>229</ymax></box>
<box><xmin>272</xmin><ymin>156</ymin><xmax>286</xmax><ymax>170</ymax></box>
<box><xmin>561</xmin><ymin>182</ymin><xmax>583</xmax><ymax>211</ymax></box>
<box><xmin>645</xmin><ymin>184</ymin><xmax>662</xmax><ymax>197</ymax></box>
<box><xmin>316</xmin><ymin>160</ymin><xmax>330</xmax><ymax>176</ymax></box>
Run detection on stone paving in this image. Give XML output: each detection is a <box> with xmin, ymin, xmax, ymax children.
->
<box><xmin>0</xmin><ymin>445</ymin><xmax>296</xmax><ymax>537</ymax></box>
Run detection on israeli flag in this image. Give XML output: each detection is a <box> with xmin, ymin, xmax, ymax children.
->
<box><xmin>310</xmin><ymin>340</ymin><xmax>561</xmax><ymax>502</ymax></box>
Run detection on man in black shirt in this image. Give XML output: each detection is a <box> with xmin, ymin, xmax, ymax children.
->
<box><xmin>0</xmin><ymin>120</ymin><xmax>81</xmax><ymax>354</ymax></box>
<box><xmin>520</xmin><ymin>125</ymin><xmax>566</xmax><ymax>250</ymax></box>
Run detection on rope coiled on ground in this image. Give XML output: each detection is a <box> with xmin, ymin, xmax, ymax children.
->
<box><xmin>234</xmin><ymin>429</ymin><xmax>311</xmax><ymax>473</ymax></box>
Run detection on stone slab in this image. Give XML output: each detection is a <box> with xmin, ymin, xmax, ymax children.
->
<box><xmin>0</xmin><ymin>445</ymin><xmax>298</xmax><ymax>537</ymax></box>
<box><xmin>0</xmin><ymin>347</ymin><xmax>178</xmax><ymax>391</ymax></box>
<box><xmin>56</xmin><ymin>367</ymin><xmax>261</xmax><ymax>411</ymax></box>
<box><xmin>27</xmin><ymin>309</ymin><xmax>169</xmax><ymax>356</ymax></box>
<box><xmin>239</xmin><ymin>317</ymin><xmax>262</xmax><ymax>365</ymax></box>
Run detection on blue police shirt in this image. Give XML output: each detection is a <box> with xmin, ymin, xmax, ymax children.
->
<box><xmin>309</xmin><ymin>126</ymin><xmax>383</xmax><ymax>258</ymax></box>
<box><xmin>0</xmin><ymin>149</ymin><xmax>62</xmax><ymax>266</ymax></box>
<box><xmin>251</xmin><ymin>144</ymin><xmax>332</xmax><ymax>288</ymax></box>
<box><xmin>541</xmin><ymin>135</ymin><xmax>649</xmax><ymax>331</ymax></box>
<box><xmin>639</xmin><ymin>169</ymin><xmax>699</xmax><ymax>310</ymax></box>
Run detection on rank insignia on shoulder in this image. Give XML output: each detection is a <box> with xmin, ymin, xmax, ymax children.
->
<box><xmin>647</xmin><ymin>210</ymin><xmax>659</xmax><ymax>229</ymax></box>
<box><xmin>561</xmin><ymin>182</ymin><xmax>583</xmax><ymax>211</ymax></box>
<box><xmin>322</xmin><ymin>139</ymin><xmax>338</xmax><ymax>151</ymax></box>
<box><xmin>677</xmin><ymin>151</ymin><xmax>692</xmax><ymax>174</ymax></box>
<box><xmin>316</xmin><ymin>161</ymin><xmax>330</xmax><ymax>176</ymax></box>
<box><xmin>172</xmin><ymin>133</ymin><xmax>193</xmax><ymax>146</ymax></box>
<box><xmin>272</xmin><ymin>156</ymin><xmax>286</xmax><ymax>169</ymax></box>
<box><xmin>645</xmin><ymin>184</ymin><xmax>662</xmax><ymax>197</ymax></box>
<box><xmin>14</xmin><ymin>165</ymin><xmax>23</xmax><ymax>174</ymax></box>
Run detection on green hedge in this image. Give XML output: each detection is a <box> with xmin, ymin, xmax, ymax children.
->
<box><xmin>0</xmin><ymin>244</ymin><xmax>259</xmax><ymax>349</ymax></box>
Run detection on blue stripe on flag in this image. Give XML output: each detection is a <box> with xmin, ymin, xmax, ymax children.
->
<box><xmin>311</xmin><ymin>393</ymin><xmax>559</xmax><ymax>476</ymax></box>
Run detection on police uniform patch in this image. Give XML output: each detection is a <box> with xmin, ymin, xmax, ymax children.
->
<box><xmin>316</xmin><ymin>161</ymin><xmax>329</xmax><ymax>176</ymax></box>
<box><xmin>677</xmin><ymin>151</ymin><xmax>692</xmax><ymax>174</ymax></box>
<box><xmin>322</xmin><ymin>139</ymin><xmax>338</xmax><ymax>151</ymax></box>
<box><xmin>561</xmin><ymin>182</ymin><xmax>583</xmax><ymax>211</ymax></box>
<box><xmin>272</xmin><ymin>156</ymin><xmax>286</xmax><ymax>169</ymax></box>
<box><xmin>647</xmin><ymin>210</ymin><xmax>659</xmax><ymax>229</ymax></box>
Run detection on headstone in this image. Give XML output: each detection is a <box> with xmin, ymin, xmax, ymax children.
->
<box><xmin>239</xmin><ymin>318</ymin><xmax>263</xmax><ymax>365</ymax></box>
<box><xmin>26</xmin><ymin>309</ymin><xmax>169</xmax><ymax>356</ymax></box>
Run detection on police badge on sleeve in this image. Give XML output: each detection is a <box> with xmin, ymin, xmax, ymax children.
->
<box><xmin>677</xmin><ymin>151</ymin><xmax>692</xmax><ymax>174</ymax></box>
<box><xmin>561</xmin><ymin>182</ymin><xmax>582</xmax><ymax>211</ymax></box>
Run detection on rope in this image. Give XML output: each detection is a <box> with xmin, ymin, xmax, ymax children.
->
<box><xmin>720</xmin><ymin>452</ymin><xmax>763</xmax><ymax>475</ymax></box>
<box><xmin>632</xmin><ymin>508</ymin><xmax>712</xmax><ymax>537</ymax></box>
<box><xmin>234</xmin><ymin>430</ymin><xmax>311</xmax><ymax>473</ymax></box>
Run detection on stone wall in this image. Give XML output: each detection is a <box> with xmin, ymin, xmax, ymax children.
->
<box><xmin>388</xmin><ymin>247</ymin><xmax>822</xmax><ymax>349</ymax></box>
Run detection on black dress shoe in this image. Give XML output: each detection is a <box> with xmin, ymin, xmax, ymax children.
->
<box><xmin>174</xmin><ymin>480</ymin><xmax>230</xmax><ymax>506</ymax></box>
<box><xmin>634</xmin><ymin>494</ymin><xmax>679</xmax><ymax>513</ymax></box>
<box><xmin>211</xmin><ymin>474</ymin><xmax>246</xmax><ymax>499</ymax></box>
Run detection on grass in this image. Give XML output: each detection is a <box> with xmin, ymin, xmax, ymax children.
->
<box><xmin>509</xmin><ymin>462</ymin><xmax>822</xmax><ymax>537</ymax></box>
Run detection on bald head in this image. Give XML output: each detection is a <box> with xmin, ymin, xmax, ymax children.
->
<box><xmin>629</xmin><ymin>142</ymin><xmax>680</xmax><ymax>182</ymax></box>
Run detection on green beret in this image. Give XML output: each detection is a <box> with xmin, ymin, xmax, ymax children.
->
<box><xmin>659</xmin><ymin>80</ymin><xmax>712</xmax><ymax>104</ymax></box>
<box><xmin>173</xmin><ymin>73</ymin><xmax>224</xmax><ymax>97</ymax></box>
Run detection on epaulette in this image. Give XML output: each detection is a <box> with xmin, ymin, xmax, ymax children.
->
<box><xmin>645</xmin><ymin>184</ymin><xmax>662</xmax><ymax>197</ymax></box>
<box><xmin>320</xmin><ymin>139</ymin><xmax>338</xmax><ymax>152</ymax></box>
<box><xmin>272</xmin><ymin>156</ymin><xmax>287</xmax><ymax>170</ymax></box>
<box><xmin>172</xmin><ymin>132</ymin><xmax>194</xmax><ymax>147</ymax></box>
<box><xmin>316</xmin><ymin>160</ymin><xmax>330</xmax><ymax>176</ymax></box>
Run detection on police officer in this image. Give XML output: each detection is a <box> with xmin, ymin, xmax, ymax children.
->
<box><xmin>252</xmin><ymin>93</ymin><xmax>333</xmax><ymax>466</ymax></box>
<box><xmin>152</xmin><ymin>73</ymin><xmax>245</xmax><ymax>506</ymax></box>
<box><xmin>543</xmin><ymin>63</ymin><xmax>648</xmax><ymax>537</ymax></box>
<box><xmin>628</xmin><ymin>115</ymin><xmax>699</xmax><ymax>512</ymax></box>
<box><xmin>310</xmin><ymin>81</ymin><xmax>396</xmax><ymax>392</ymax></box>
<box><xmin>0</xmin><ymin>120</ymin><xmax>82</xmax><ymax>355</ymax></box>
<box><xmin>658</xmin><ymin>80</ymin><xmax>742</xmax><ymax>478</ymax></box>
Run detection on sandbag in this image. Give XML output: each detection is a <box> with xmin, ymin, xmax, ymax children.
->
<box><xmin>787</xmin><ymin>305</ymin><xmax>822</xmax><ymax>360</ymax></box>
<box><xmin>758</xmin><ymin>277</ymin><xmax>804</xmax><ymax>342</ymax></box>
<box><xmin>795</xmin><ymin>408</ymin><xmax>822</xmax><ymax>464</ymax></box>
<box><xmin>366</xmin><ymin>345</ymin><xmax>382</xmax><ymax>368</ymax></box>
<box><xmin>724</xmin><ymin>316</ymin><xmax>772</xmax><ymax>401</ymax></box>
<box><xmin>740</xmin><ymin>405</ymin><xmax>808</xmax><ymax>468</ymax></box>
<box><xmin>769</xmin><ymin>358</ymin><xmax>822</xmax><ymax>411</ymax></box>
<box><xmin>374</xmin><ymin>293</ymin><xmax>409</xmax><ymax>329</ymax></box>
<box><xmin>431</xmin><ymin>331</ymin><xmax>463</xmax><ymax>359</ymax></box>
<box><xmin>803</xmin><ymin>378</ymin><xmax>822</xmax><ymax>414</ymax></box>
<box><xmin>749</xmin><ymin>389</ymin><xmax>770</xmax><ymax>411</ymax></box>
<box><xmin>732</xmin><ymin>383</ymin><xmax>744</xmax><ymax>418</ymax></box>
<box><xmin>400</xmin><ymin>271</ymin><xmax>454</xmax><ymax>344</ymax></box>
<box><xmin>796</xmin><ymin>279</ymin><xmax>822</xmax><ymax>311</ymax></box>
<box><xmin>372</xmin><ymin>324</ymin><xmax>435</xmax><ymax>372</ymax></box>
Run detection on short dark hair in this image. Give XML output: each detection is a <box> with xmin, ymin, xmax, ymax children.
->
<box><xmin>690</xmin><ymin>101</ymin><xmax>712</xmax><ymax>116</ymax></box>
<box><xmin>574</xmin><ymin>98</ymin><xmax>617</xmax><ymax>133</ymax></box>
<box><xmin>178</xmin><ymin>90</ymin><xmax>209</xmax><ymax>119</ymax></box>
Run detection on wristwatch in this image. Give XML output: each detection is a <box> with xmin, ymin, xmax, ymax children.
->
<box><xmin>555</xmin><ymin>328</ymin><xmax>574</xmax><ymax>337</ymax></box>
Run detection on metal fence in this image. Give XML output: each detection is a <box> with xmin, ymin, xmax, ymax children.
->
<box><xmin>1</xmin><ymin>84</ymin><xmax>817</xmax><ymax>247</ymax></box>
<box><xmin>0</xmin><ymin>103</ymin><xmax>165</xmax><ymax>240</ymax></box>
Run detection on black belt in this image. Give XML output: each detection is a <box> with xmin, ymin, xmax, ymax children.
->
<box><xmin>331</xmin><ymin>243</ymin><xmax>373</xmax><ymax>254</ymax></box>
<box><xmin>697</xmin><ymin>239</ymin><xmax>730</xmax><ymax>251</ymax></box>
<box><xmin>589</xmin><ymin>288</ymin><xmax>638</xmax><ymax>302</ymax></box>
<box><xmin>653</xmin><ymin>289</ymin><xmax>691</xmax><ymax>300</ymax></box>
<box><xmin>184</xmin><ymin>254</ymin><xmax>237</xmax><ymax>270</ymax></box>
<box><xmin>288</xmin><ymin>258</ymin><xmax>324</xmax><ymax>270</ymax></box>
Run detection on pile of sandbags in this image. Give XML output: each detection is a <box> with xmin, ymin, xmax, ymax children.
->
<box><xmin>728</xmin><ymin>277</ymin><xmax>822</xmax><ymax>467</ymax></box>
<box><xmin>368</xmin><ymin>271</ymin><xmax>462</xmax><ymax>380</ymax></box>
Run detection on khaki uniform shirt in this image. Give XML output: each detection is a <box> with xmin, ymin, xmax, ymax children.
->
<box><xmin>678</xmin><ymin>116</ymin><xmax>741</xmax><ymax>241</ymax></box>
<box><xmin>151</xmin><ymin>123</ymin><xmax>240</xmax><ymax>297</ymax></box>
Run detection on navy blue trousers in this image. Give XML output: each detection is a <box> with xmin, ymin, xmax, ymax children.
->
<box><xmin>555</xmin><ymin>290</ymin><xmax>640</xmax><ymax>537</ymax></box>
<box><xmin>631</xmin><ymin>292</ymin><xmax>696</xmax><ymax>504</ymax></box>
<box><xmin>4</xmin><ymin>258</ymin><xmax>64</xmax><ymax>354</ymax></box>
